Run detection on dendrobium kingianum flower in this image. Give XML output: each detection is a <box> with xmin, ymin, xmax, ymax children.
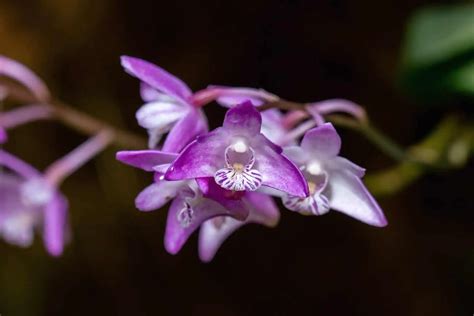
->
<box><xmin>0</xmin><ymin>131</ymin><xmax>112</xmax><ymax>255</ymax></box>
<box><xmin>121</xmin><ymin>56</ymin><xmax>277</xmax><ymax>151</ymax></box>
<box><xmin>116</xmin><ymin>151</ymin><xmax>251</xmax><ymax>254</ymax></box>
<box><xmin>165</xmin><ymin>101</ymin><xmax>309</xmax><ymax>197</ymax></box>
<box><xmin>281</xmin><ymin>123</ymin><xmax>387</xmax><ymax>227</ymax></box>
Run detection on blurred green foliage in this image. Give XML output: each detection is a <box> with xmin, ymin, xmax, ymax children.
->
<box><xmin>400</xmin><ymin>3</ymin><xmax>474</xmax><ymax>102</ymax></box>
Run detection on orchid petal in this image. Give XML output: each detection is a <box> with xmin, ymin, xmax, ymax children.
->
<box><xmin>260</xmin><ymin>109</ymin><xmax>288</xmax><ymax>144</ymax></box>
<box><xmin>162</xmin><ymin>109</ymin><xmax>208</xmax><ymax>153</ymax></box>
<box><xmin>0</xmin><ymin>149</ymin><xmax>41</xmax><ymax>179</ymax></box>
<box><xmin>164</xmin><ymin>130</ymin><xmax>227</xmax><ymax>180</ymax></box>
<box><xmin>135</xmin><ymin>100</ymin><xmax>187</xmax><ymax>130</ymax></box>
<box><xmin>301</xmin><ymin>123</ymin><xmax>341</xmax><ymax>158</ymax></box>
<box><xmin>198</xmin><ymin>192</ymin><xmax>279</xmax><ymax>262</ymax></box>
<box><xmin>116</xmin><ymin>150</ymin><xmax>177</xmax><ymax>172</ymax></box>
<box><xmin>329</xmin><ymin>156</ymin><xmax>366</xmax><ymax>178</ymax></box>
<box><xmin>164</xmin><ymin>194</ymin><xmax>244</xmax><ymax>255</ymax></box>
<box><xmin>0</xmin><ymin>128</ymin><xmax>7</xmax><ymax>144</ymax></box>
<box><xmin>328</xmin><ymin>170</ymin><xmax>387</xmax><ymax>227</ymax></box>
<box><xmin>255</xmin><ymin>145</ymin><xmax>309</xmax><ymax>197</ymax></box>
<box><xmin>135</xmin><ymin>180</ymin><xmax>183</xmax><ymax>211</ymax></box>
<box><xmin>206</xmin><ymin>85</ymin><xmax>278</xmax><ymax>108</ymax></box>
<box><xmin>223</xmin><ymin>101</ymin><xmax>262</xmax><ymax>135</ymax></box>
<box><xmin>140</xmin><ymin>82</ymin><xmax>162</xmax><ymax>102</ymax></box>
<box><xmin>0</xmin><ymin>55</ymin><xmax>50</xmax><ymax>102</ymax></box>
<box><xmin>196</xmin><ymin>177</ymin><xmax>249</xmax><ymax>221</ymax></box>
<box><xmin>43</xmin><ymin>194</ymin><xmax>68</xmax><ymax>256</ymax></box>
<box><xmin>121</xmin><ymin>56</ymin><xmax>192</xmax><ymax>105</ymax></box>
<box><xmin>282</xmin><ymin>146</ymin><xmax>309</xmax><ymax>166</ymax></box>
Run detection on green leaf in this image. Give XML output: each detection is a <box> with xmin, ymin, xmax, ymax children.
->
<box><xmin>400</xmin><ymin>4</ymin><xmax>474</xmax><ymax>102</ymax></box>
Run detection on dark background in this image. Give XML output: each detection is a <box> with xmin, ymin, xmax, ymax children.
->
<box><xmin>1</xmin><ymin>0</ymin><xmax>473</xmax><ymax>315</ymax></box>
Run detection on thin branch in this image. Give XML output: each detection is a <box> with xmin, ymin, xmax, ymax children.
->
<box><xmin>262</xmin><ymin>100</ymin><xmax>425</xmax><ymax>165</ymax></box>
<box><xmin>2</xmin><ymin>81</ymin><xmax>147</xmax><ymax>149</ymax></box>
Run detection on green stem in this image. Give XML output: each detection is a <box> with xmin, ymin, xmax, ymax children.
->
<box><xmin>263</xmin><ymin>100</ymin><xmax>419</xmax><ymax>165</ymax></box>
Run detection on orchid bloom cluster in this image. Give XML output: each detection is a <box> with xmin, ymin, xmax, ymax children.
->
<box><xmin>117</xmin><ymin>56</ymin><xmax>387</xmax><ymax>262</ymax></box>
<box><xmin>0</xmin><ymin>56</ymin><xmax>111</xmax><ymax>255</ymax></box>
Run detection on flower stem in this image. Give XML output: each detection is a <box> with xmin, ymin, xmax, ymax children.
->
<box><xmin>2</xmin><ymin>81</ymin><xmax>147</xmax><ymax>149</ymax></box>
<box><xmin>262</xmin><ymin>100</ymin><xmax>419</xmax><ymax>165</ymax></box>
<box><xmin>51</xmin><ymin>100</ymin><xmax>147</xmax><ymax>149</ymax></box>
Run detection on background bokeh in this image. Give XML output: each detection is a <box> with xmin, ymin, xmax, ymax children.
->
<box><xmin>1</xmin><ymin>0</ymin><xmax>473</xmax><ymax>315</ymax></box>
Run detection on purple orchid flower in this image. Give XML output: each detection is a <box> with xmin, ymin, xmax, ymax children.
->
<box><xmin>281</xmin><ymin>123</ymin><xmax>387</xmax><ymax>227</ymax></box>
<box><xmin>121</xmin><ymin>56</ymin><xmax>283</xmax><ymax>152</ymax></box>
<box><xmin>164</xmin><ymin>101</ymin><xmax>309</xmax><ymax>197</ymax></box>
<box><xmin>0</xmin><ymin>150</ymin><xmax>68</xmax><ymax>256</ymax></box>
<box><xmin>121</xmin><ymin>56</ymin><xmax>209</xmax><ymax>151</ymax></box>
<box><xmin>0</xmin><ymin>131</ymin><xmax>112</xmax><ymax>255</ymax></box>
<box><xmin>116</xmin><ymin>151</ymin><xmax>250</xmax><ymax>255</ymax></box>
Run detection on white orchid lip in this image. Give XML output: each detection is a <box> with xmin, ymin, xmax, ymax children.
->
<box><xmin>214</xmin><ymin>144</ymin><xmax>263</xmax><ymax>192</ymax></box>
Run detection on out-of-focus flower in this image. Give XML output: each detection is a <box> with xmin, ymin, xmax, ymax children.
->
<box><xmin>0</xmin><ymin>150</ymin><xmax>67</xmax><ymax>256</ymax></box>
<box><xmin>0</xmin><ymin>55</ymin><xmax>50</xmax><ymax>102</ymax></box>
<box><xmin>282</xmin><ymin>123</ymin><xmax>387</xmax><ymax>227</ymax></box>
<box><xmin>165</xmin><ymin>101</ymin><xmax>309</xmax><ymax>197</ymax></box>
<box><xmin>0</xmin><ymin>131</ymin><xmax>112</xmax><ymax>255</ymax></box>
<box><xmin>0</xmin><ymin>56</ymin><xmax>53</xmax><ymax>143</ymax></box>
<box><xmin>0</xmin><ymin>128</ymin><xmax>6</xmax><ymax>143</ymax></box>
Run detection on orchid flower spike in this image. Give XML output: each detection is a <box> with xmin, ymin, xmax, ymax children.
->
<box><xmin>0</xmin><ymin>130</ymin><xmax>112</xmax><ymax>255</ymax></box>
<box><xmin>165</xmin><ymin>101</ymin><xmax>309</xmax><ymax>197</ymax></box>
<box><xmin>282</xmin><ymin>123</ymin><xmax>387</xmax><ymax>227</ymax></box>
